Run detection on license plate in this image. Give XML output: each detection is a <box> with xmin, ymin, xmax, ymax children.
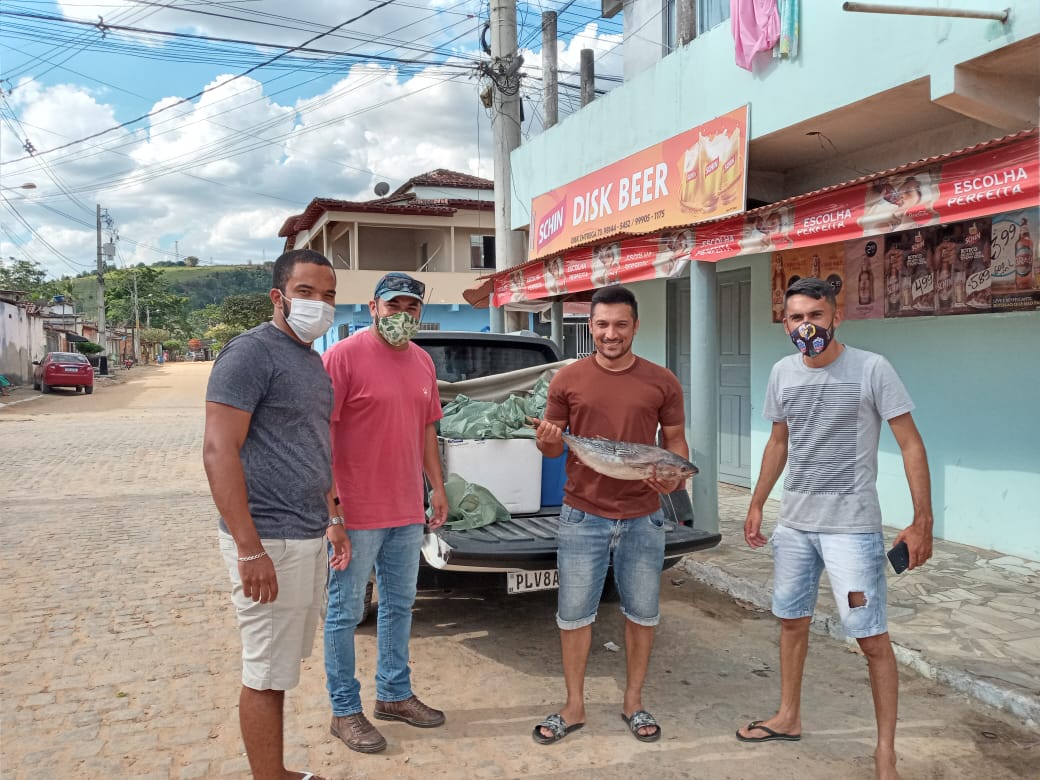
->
<box><xmin>507</xmin><ymin>568</ymin><xmax>559</xmax><ymax>594</ymax></box>
<box><xmin>64</xmin><ymin>367</ymin><xmax>78</xmax><ymax>372</ymax></box>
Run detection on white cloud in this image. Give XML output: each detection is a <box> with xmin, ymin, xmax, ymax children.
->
<box><xmin>3</xmin><ymin>3</ymin><xmax>623</xmax><ymax>279</ymax></box>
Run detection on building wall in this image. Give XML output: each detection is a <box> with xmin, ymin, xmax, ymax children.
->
<box><xmin>730</xmin><ymin>254</ymin><xmax>1040</xmax><ymax>561</ymax></box>
<box><xmin>0</xmin><ymin>302</ymin><xmax>46</xmax><ymax>383</ymax></box>
<box><xmin>510</xmin><ymin>1</ymin><xmax>1038</xmax><ymax>224</ymax></box>
<box><xmin>622</xmin><ymin>0</ymin><xmax>667</xmax><ymax>81</ymax></box>
<box><xmin>315</xmin><ymin>303</ymin><xmax>491</xmax><ymax>354</ymax></box>
<box><xmin>507</xmin><ymin>2</ymin><xmax>1039</xmax><ymax>559</ymax></box>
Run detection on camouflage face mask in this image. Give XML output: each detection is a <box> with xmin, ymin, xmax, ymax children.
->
<box><xmin>376</xmin><ymin>311</ymin><xmax>420</xmax><ymax>346</ymax></box>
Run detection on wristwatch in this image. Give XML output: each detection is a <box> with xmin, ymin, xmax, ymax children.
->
<box><xmin>328</xmin><ymin>515</ymin><xmax>345</xmax><ymax>527</ymax></box>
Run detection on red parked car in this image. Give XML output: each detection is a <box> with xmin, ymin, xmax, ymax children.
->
<box><xmin>33</xmin><ymin>352</ymin><xmax>95</xmax><ymax>394</ymax></box>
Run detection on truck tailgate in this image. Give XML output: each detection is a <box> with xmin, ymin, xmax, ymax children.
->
<box><xmin>426</xmin><ymin>509</ymin><xmax>721</xmax><ymax>572</ymax></box>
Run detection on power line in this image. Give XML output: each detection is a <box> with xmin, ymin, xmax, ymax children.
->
<box><xmin>3</xmin><ymin>0</ymin><xmax>402</xmax><ymax>163</ymax></box>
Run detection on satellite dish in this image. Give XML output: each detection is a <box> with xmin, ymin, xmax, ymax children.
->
<box><xmin>374</xmin><ymin>181</ymin><xmax>390</xmax><ymax>197</ymax></box>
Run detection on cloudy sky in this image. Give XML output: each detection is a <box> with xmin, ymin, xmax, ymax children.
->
<box><xmin>1</xmin><ymin>0</ymin><xmax>625</xmax><ymax>279</ymax></box>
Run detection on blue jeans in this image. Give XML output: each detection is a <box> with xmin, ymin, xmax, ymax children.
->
<box><xmin>770</xmin><ymin>524</ymin><xmax>888</xmax><ymax>639</ymax></box>
<box><xmin>556</xmin><ymin>503</ymin><xmax>666</xmax><ymax>630</ymax></box>
<box><xmin>324</xmin><ymin>523</ymin><xmax>423</xmax><ymax>716</ymax></box>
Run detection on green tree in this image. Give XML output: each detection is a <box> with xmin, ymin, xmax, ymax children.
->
<box><xmin>204</xmin><ymin>323</ymin><xmax>245</xmax><ymax>349</ymax></box>
<box><xmin>0</xmin><ymin>258</ymin><xmax>61</xmax><ymax>301</ymax></box>
<box><xmin>220</xmin><ymin>292</ymin><xmax>272</xmax><ymax>330</ymax></box>
<box><xmin>187</xmin><ymin>304</ymin><xmax>223</xmax><ymax>338</ymax></box>
<box><xmin>184</xmin><ymin>255</ymin><xmax>200</xmax><ymax>267</ymax></box>
<box><xmin>104</xmin><ymin>266</ymin><xmax>188</xmax><ymax>332</ymax></box>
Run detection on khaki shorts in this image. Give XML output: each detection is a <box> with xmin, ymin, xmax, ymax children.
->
<box><xmin>219</xmin><ymin>531</ymin><xmax>327</xmax><ymax>691</ymax></box>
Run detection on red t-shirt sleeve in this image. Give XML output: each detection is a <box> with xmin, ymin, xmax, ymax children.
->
<box><xmin>322</xmin><ymin>344</ymin><xmax>350</xmax><ymax>424</ymax></box>
<box><xmin>659</xmin><ymin>371</ymin><xmax>685</xmax><ymax>428</ymax></box>
<box><xmin>544</xmin><ymin>373</ymin><xmax>570</xmax><ymax>425</ymax></box>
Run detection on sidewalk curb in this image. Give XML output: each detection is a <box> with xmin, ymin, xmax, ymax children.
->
<box><xmin>679</xmin><ymin>557</ymin><xmax>1040</xmax><ymax>729</ymax></box>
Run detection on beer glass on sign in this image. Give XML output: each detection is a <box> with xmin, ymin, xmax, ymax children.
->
<box><xmin>679</xmin><ymin>136</ymin><xmax>704</xmax><ymax>214</ymax></box>
<box><xmin>718</xmin><ymin>128</ymin><xmax>743</xmax><ymax>208</ymax></box>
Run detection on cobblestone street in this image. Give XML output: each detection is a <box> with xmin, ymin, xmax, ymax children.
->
<box><xmin>1</xmin><ymin>363</ymin><xmax>1036</xmax><ymax>780</ymax></box>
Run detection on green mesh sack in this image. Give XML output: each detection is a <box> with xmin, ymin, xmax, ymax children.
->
<box><xmin>434</xmin><ymin>473</ymin><xmax>512</xmax><ymax>530</ymax></box>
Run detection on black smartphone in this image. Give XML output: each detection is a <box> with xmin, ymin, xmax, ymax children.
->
<box><xmin>887</xmin><ymin>541</ymin><xmax>910</xmax><ymax>574</ymax></box>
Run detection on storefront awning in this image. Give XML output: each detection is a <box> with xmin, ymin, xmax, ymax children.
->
<box><xmin>484</xmin><ymin>128</ymin><xmax>1038</xmax><ymax>307</ymax></box>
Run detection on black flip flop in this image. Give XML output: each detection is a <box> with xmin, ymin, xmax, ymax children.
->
<box><xmin>735</xmin><ymin>720</ymin><xmax>802</xmax><ymax>743</ymax></box>
<box><xmin>621</xmin><ymin>710</ymin><xmax>661</xmax><ymax>742</ymax></box>
<box><xmin>532</xmin><ymin>713</ymin><xmax>584</xmax><ymax>745</ymax></box>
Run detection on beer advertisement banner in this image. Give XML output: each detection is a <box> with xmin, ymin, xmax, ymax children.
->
<box><xmin>527</xmin><ymin>106</ymin><xmax>749</xmax><ymax>263</ymax></box>
<box><xmin>493</xmin><ymin>130</ymin><xmax>1036</xmax><ymax>308</ymax></box>
<box><xmin>767</xmin><ymin>207</ymin><xmax>1038</xmax><ymax>323</ymax></box>
<box><xmin>493</xmin><ymin>233</ymin><xmax>691</xmax><ymax>306</ymax></box>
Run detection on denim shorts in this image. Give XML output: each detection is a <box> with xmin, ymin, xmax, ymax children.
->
<box><xmin>556</xmin><ymin>503</ymin><xmax>666</xmax><ymax>630</ymax></box>
<box><xmin>770</xmin><ymin>524</ymin><xmax>888</xmax><ymax>639</ymax></box>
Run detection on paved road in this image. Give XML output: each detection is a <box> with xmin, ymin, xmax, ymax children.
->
<box><xmin>1</xmin><ymin>363</ymin><xmax>1035</xmax><ymax>779</ymax></box>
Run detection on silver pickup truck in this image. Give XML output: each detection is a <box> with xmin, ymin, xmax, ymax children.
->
<box><xmin>405</xmin><ymin>330</ymin><xmax>722</xmax><ymax>601</ymax></box>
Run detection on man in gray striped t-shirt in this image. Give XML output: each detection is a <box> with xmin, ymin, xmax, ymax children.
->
<box><xmin>737</xmin><ymin>278</ymin><xmax>933</xmax><ymax>780</ymax></box>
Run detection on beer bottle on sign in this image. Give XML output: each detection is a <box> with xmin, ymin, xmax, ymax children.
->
<box><xmin>772</xmin><ymin>254</ymin><xmax>786</xmax><ymax>322</ymax></box>
<box><xmin>1015</xmin><ymin>218</ymin><xmax>1034</xmax><ymax>291</ymax></box>
<box><xmin>936</xmin><ymin>238</ymin><xmax>954</xmax><ymax>312</ymax></box>
<box><xmin>953</xmin><ymin>238</ymin><xmax>968</xmax><ymax>309</ymax></box>
<box><xmin>899</xmin><ymin>245</ymin><xmax>913</xmax><ymax>311</ymax></box>
<box><xmin>886</xmin><ymin>249</ymin><xmax>901</xmax><ymax>315</ymax></box>
<box><xmin>810</xmin><ymin>254</ymin><xmax>821</xmax><ymax>279</ymax></box>
<box><xmin>858</xmin><ymin>254</ymin><xmax>873</xmax><ymax>305</ymax></box>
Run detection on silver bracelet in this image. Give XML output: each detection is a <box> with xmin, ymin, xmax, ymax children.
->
<box><xmin>238</xmin><ymin>551</ymin><xmax>268</xmax><ymax>562</ymax></box>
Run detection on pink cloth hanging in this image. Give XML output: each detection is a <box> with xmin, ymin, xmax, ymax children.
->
<box><xmin>731</xmin><ymin>0</ymin><xmax>781</xmax><ymax>71</ymax></box>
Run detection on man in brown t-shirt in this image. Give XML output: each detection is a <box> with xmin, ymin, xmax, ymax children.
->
<box><xmin>531</xmin><ymin>285</ymin><xmax>690</xmax><ymax>746</ymax></box>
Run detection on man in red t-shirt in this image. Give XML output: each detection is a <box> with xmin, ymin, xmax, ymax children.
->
<box><xmin>531</xmin><ymin>285</ymin><xmax>690</xmax><ymax>746</ymax></box>
<box><xmin>322</xmin><ymin>272</ymin><xmax>449</xmax><ymax>755</ymax></box>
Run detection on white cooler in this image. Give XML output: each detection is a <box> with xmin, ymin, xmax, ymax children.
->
<box><xmin>438</xmin><ymin>438</ymin><xmax>543</xmax><ymax>514</ymax></box>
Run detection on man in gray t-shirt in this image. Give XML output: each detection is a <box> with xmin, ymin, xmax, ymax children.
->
<box><xmin>203</xmin><ymin>249</ymin><xmax>348</xmax><ymax>780</ymax></box>
<box><xmin>737</xmin><ymin>278</ymin><xmax>933</xmax><ymax>780</ymax></box>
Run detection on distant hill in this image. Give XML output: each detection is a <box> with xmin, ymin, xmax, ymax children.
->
<box><xmin>70</xmin><ymin>264</ymin><xmax>273</xmax><ymax>314</ymax></box>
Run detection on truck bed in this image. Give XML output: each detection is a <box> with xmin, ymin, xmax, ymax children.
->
<box><xmin>427</xmin><ymin>509</ymin><xmax>721</xmax><ymax>571</ymax></box>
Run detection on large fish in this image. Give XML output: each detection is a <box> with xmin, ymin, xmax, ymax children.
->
<box><xmin>561</xmin><ymin>433</ymin><xmax>699</xmax><ymax>482</ymax></box>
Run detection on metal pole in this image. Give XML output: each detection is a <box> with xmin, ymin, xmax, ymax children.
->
<box><xmin>688</xmin><ymin>260</ymin><xmax>719</xmax><ymax>536</ymax></box>
<box><xmin>841</xmin><ymin>2</ymin><xmax>1009</xmax><ymax>22</ymax></box>
<box><xmin>542</xmin><ymin>12</ymin><xmax>558</xmax><ymax>129</ymax></box>
<box><xmin>96</xmin><ymin>204</ymin><xmax>107</xmax><ymax>366</ymax></box>
<box><xmin>550</xmin><ymin>300</ymin><xmax>563</xmax><ymax>350</ymax></box>
<box><xmin>489</xmin><ymin>0</ymin><xmax>525</xmax><ymax>333</ymax></box>
<box><xmin>132</xmin><ymin>271</ymin><xmax>140</xmax><ymax>361</ymax></box>
<box><xmin>580</xmin><ymin>49</ymin><xmax>595</xmax><ymax>107</ymax></box>
<box><xmin>677</xmin><ymin>0</ymin><xmax>697</xmax><ymax>46</ymax></box>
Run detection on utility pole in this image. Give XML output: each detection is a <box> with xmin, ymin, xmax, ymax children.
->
<box><xmin>174</xmin><ymin>240</ymin><xmax>179</xmax><ymax>264</ymax></box>
<box><xmin>132</xmin><ymin>270</ymin><xmax>141</xmax><ymax>361</ymax></box>
<box><xmin>580</xmin><ymin>49</ymin><xmax>595</xmax><ymax>107</ymax></box>
<box><xmin>542</xmin><ymin>12</ymin><xmax>558</xmax><ymax>129</ymax></box>
<box><xmin>542</xmin><ymin>11</ymin><xmax>564</xmax><ymax>350</ymax></box>
<box><xmin>96</xmin><ymin>204</ymin><xmax>106</xmax><ymax>362</ymax></box>
<box><xmin>488</xmin><ymin>0</ymin><xmax>525</xmax><ymax>333</ymax></box>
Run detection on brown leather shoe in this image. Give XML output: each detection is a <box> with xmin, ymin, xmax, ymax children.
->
<box><xmin>330</xmin><ymin>713</ymin><xmax>387</xmax><ymax>753</ymax></box>
<box><xmin>374</xmin><ymin>695</ymin><xmax>445</xmax><ymax>728</ymax></box>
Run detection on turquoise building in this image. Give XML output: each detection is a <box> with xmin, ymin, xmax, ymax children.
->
<box><xmin>505</xmin><ymin>2</ymin><xmax>1040</xmax><ymax>559</ymax></box>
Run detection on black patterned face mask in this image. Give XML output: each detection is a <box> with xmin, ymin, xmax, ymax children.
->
<box><xmin>789</xmin><ymin>321</ymin><xmax>834</xmax><ymax>358</ymax></box>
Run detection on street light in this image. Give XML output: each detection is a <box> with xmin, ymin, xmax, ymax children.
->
<box><xmin>0</xmin><ymin>182</ymin><xmax>37</xmax><ymax>192</ymax></box>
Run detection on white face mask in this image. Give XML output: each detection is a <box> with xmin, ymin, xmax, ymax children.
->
<box><xmin>281</xmin><ymin>296</ymin><xmax>335</xmax><ymax>343</ymax></box>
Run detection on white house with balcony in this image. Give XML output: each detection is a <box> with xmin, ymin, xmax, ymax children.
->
<box><xmin>278</xmin><ymin>170</ymin><xmax>499</xmax><ymax>349</ymax></box>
